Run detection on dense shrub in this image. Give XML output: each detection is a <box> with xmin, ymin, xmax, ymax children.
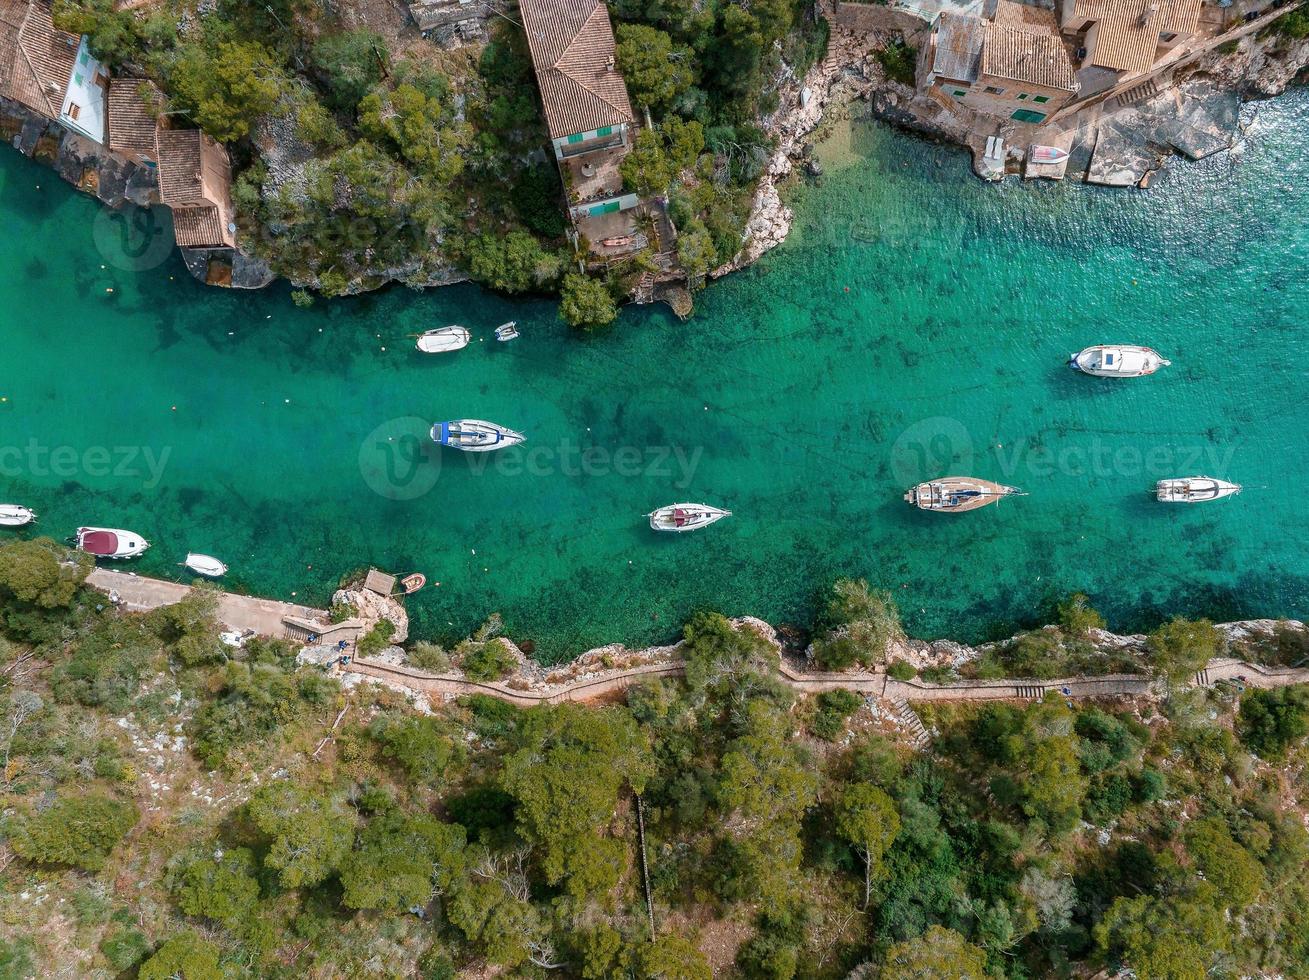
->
<box><xmin>1237</xmin><ymin>686</ymin><xmax>1309</xmax><ymax>759</ymax></box>
<box><xmin>10</xmin><ymin>791</ymin><xmax>138</xmax><ymax>871</ymax></box>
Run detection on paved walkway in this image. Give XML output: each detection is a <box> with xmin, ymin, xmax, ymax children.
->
<box><xmin>86</xmin><ymin>569</ymin><xmax>326</xmax><ymax>637</ymax></box>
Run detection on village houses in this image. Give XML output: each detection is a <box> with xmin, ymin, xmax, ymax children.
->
<box><xmin>0</xmin><ymin>0</ymin><xmax>235</xmax><ymax>251</ymax></box>
<box><xmin>518</xmin><ymin>0</ymin><xmax>643</xmax><ymax>254</ymax></box>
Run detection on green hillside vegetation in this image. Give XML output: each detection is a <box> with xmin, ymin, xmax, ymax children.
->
<box><xmin>50</xmin><ymin>0</ymin><xmax>826</xmax><ymax>318</ymax></box>
<box><xmin>2</xmin><ymin>540</ymin><xmax>1308</xmax><ymax>977</ymax></box>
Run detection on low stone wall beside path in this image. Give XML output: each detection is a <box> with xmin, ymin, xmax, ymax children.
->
<box><xmin>833</xmin><ymin>1</ymin><xmax>930</xmax><ymax>38</ymax></box>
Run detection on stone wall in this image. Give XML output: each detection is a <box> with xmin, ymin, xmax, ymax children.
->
<box><xmin>833</xmin><ymin>1</ymin><xmax>931</xmax><ymax>38</ymax></box>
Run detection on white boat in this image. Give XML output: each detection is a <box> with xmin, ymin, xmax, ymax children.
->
<box><xmin>1068</xmin><ymin>345</ymin><xmax>1170</xmax><ymax>377</ymax></box>
<box><xmin>184</xmin><ymin>553</ymin><xmax>228</xmax><ymax>577</ymax></box>
<box><xmin>0</xmin><ymin>504</ymin><xmax>36</xmax><ymax>527</ymax></box>
<box><xmin>1029</xmin><ymin>145</ymin><xmax>1069</xmax><ymax>165</ymax></box>
<box><xmin>430</xmin><ymin>419</ymin><xmax>525</xmax><ymax>452</ymax></box>
<box><xmin>75</xmin><ymin>526</ymin><xmax>149</xmax><ymax>559</ymax></box>
<box><xmin>648</xmin><ymin>503</ymin><xmax>731</xmax><ymax>532</ymax></box>
<box><xmin>494</xmin><ymin>322</ymin><xmax>519</xmax><ymax>342</ymax></box>
<box><xmin>904</xmin><ymin>477</ymin><xmax>1024</xmax><ymax>513</ymax></box>
<box><xmin>220</xmin><ymin>628</ymin><xmax>255</xmax><ymax>649</ymax></box>
<box><xmin>416</xmin><ymin>326</ymin><xmax>471</xmax><ymax>354</ymax></box>
<box><xmin>1156</xmin><ymin>476</ymin><xmax>1241</xmax><ymax>503</ymax></box>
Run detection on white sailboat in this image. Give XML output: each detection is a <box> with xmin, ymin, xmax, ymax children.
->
<box><xmin>184</xmin><ymin>553</ymin><xmax>229</xmax><ymax>576</ymax></box>
<box><xmin>416</xmin><ymin>326</ymin><xmax>471</xmax><ymax>353</ymax></box>
<box><xmin>1156</xmin><ymin>476</ymin><xmax>1241</xmax><ymax>503</ymax></box>
<box><xmin>1068</xmin><ymin>345</ymin><xmax>1170</xmax><ymax>377</ymax></box>
<box><xmin>0</xmin><ymin>504</ymin><xmax>36</xmax><ymax>527</ymax></box>
<box><xmin>904</xmin><ymin>477</ymin><xmax>1025</xmax><ymax>513</ymax></box>
<box><xmin>648</xmin><ymin>503</ymin><xmax>732</xmax><ymax>532</ymax></box>
<box><xmin>75</xmin><ymin>526</ymin><xmax>150</xmax><ymax>559</ymax></box>
<box><xmin>431</xmin><ymin>419</ymin><xmax>525</xmax><ymax>452</ymax></box>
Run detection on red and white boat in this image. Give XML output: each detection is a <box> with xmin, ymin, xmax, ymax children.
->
<box><xmin>648</xmin><ymin>503</ymin><xmax>731</xmax><ymax>533</ymax></box>
<box><xmin>75</xmin><ymin>526</ymin><xmax>150</xmax><ymax>559</ymax></box>
<box><xmin>1029</xmin><ymin>145</ymin><xmax>1069</xmax><ymax>165</ymax></box>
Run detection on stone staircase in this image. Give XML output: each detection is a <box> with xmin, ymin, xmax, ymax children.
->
<box><xmin>1107</xmin><ymin>77</ymin><xmax>1161</xmax><ymax>112</ymax></box>
<box><xmin>1193</xmin><ymin>666</ymin><xmax>1213</xmax><ymax>687</ymax></box>
<box><xmin>1014</xmin><ymin>684</ymin><xmax>1046</xmax><ymax>699</ymax></box>
<box><xmin>891</xmin><ymin>697</ymin><xmax>931</xmax><ymax>747</ymax></box>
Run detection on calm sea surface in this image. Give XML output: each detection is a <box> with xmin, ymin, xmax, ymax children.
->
<box><xmin>2</xmin><ymin>91</ymin><xmax>1307</xmax><ymax>659</ymax></box>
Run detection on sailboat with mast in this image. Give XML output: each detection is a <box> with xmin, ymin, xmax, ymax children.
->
<box><xmin>904</xmin><ymin>477</ymin><xmax>1025</xmax><ymax>513</ymax></box>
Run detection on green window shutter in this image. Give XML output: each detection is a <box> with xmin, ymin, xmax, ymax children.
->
<box><xmin>951</xmin><ymin>89</ymin><xmax>967</xmax><ymax>98</ymax></box>
<box><xmin>1011</xmin><ymin>109</ymin><xmax>1047</xmax><ymax>123</ymax></box>
<box><xmin>1032</xmin><ymin>95</ymin><xmax>1050</xmax><ymax>104</ymax></box>
<box><xmin>1016</xmin><ymin>93</ymin><xmax>1028</xmax><ymax>100</ymax></box>
<box><xmin>567</xmin><ymin>133</ymin><xmax>584</xmax><ymax>144</ymax></box>
<box><xmin>597</xmin><ymin>126</ymin><xmax>612</xmax><ymax>137</ymax></box>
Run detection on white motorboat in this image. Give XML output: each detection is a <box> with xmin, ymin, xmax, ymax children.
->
<box><xmin>648</xmin><ymin>503</ymin><xmax>731</xmax><ymax>532</ymax></box>
<box><xmin>416</xmin><ymin>326</ymin><xmax>471</xmax><ymax>354</ymax></box>
<box><xmin>431</xmin><ymin>419</ymin><xmax>525</xmax><ymax>452</ymax></box>
<box><xmin>0</xmin><ymin>504</ymin><xmax>36</xmax><ymax>527</ymax></box>
<box><xmin>1068</xmin><ymin>345</ymin><xmax>1170</xmax><ymax>377</ymax></box>
<box><xmin>904</xmin><ymin>477</ymin><xmax>1024</xmax><ymax>513</ymax></box>
<box><xmin>1029</xmin><ymin>145</ymin><xmax>1070</xmax><ymax>165</ymax></box>
<box><xmin>184</xmin><ymin>553</ymin><xmax>228</xmax><ymax>577</ymax></box>
<box><xmin>75</xmin><ymin>526</ymin><xmax>150</xmax><ymax>559</ymax></box>
<box><xmin>1156</xmin><ymin>476</ymin><xmax>1241</xmax><ymax>503</ymax></box>
<box><xmin>494</xmin><ymin>321</ymin><xmax>520</xmax><ymax>342</ymax></box>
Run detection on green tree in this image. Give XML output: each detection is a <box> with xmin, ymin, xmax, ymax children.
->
<box><xmin>174</xmin><ymin>847</ymin><xmax>260</xmax><ymax>929</ymax></box>
<box><xmin>883</xmin><ymin>925</ymin><xmax>988</xmax><ymax>978</ymax></box>
<box><xmin>620</xmin><ymin>127</ymin><xmax>674</xmax><ymax>196</ymax></box>
<box><xmin>681</xmin><ymin>611</ymin><xmax>779</xmax><ymax>692</ymax></box>
<box><xmin>447</xmin><ymin>877</ymin><xmax>543</xmax><ymax>968</ymax></box>
<box><xmin>1013</xmin><ymin>701</ymin><xmax>1087</xmax><ymax>834</ymax></box>
<box><xmin>1237</xmin><ymin>685</ymin><xmax>1309</xmax><ymax>759</ymax></box>
<box><xmin>168</xmin><ymin>40</ymin><xmax>288</xmax><ymax>142</ymax></box>
<box><xmin>662</xmin><ymin>116</ymin><xmax>705</xmax><ymax>173</ymax></box>
<box><xmin>371</xmin><ymin>713</ymin><xmax>463</xmax><ymax>783</ymax></box>
<box><xmin>10</xmin><ymin>791</ymin><xmax>137</xmax><ymax>871</ymax></box>
<box><xmin>462</xmin><ymin>232</ymin><xmax>563</xmax><ymax>294</ymax></box>
<box><xmin>501</xmin><ymin>703</ymin><xmax>649</xmax><ymax>897</ymax></box>
<box><xmin>247</xmin><ymin>784</ymin><xmax>354</xmax><ymax>889</ymax></box>
<box><xmin>633</xmin><ymin>934</ymin><xmax>713</xmax><ymax>979</ymax></box>
<box><xmin>1147</xmin><ymin>617</ymin><xmax>1221</xmax><ymax>683</ymax></box>
<box><xmin>138</xmin><ymin>932</ymin><xmax>222</xmax><ymax>980</ymax></box>
<box><xmin>1058</xmin><ymin>592</ymin><xmax>1106</xmax><ymax>636</ymax></box>
<box><xmin>1094</xmin><ymin>885</ymin><xmax>1229</xmax><ymax>980</ymax></box>
<box><xmin>615</xmin><ymin>24</ymin><xmax>695</xmax><ymax>111</ymax></box>
<box><xmin>52</xmin><ymin>0</ymin><xmax>139</xmax><ymax>66</ymax></box>
<box><xmin>559</xmin><ymin>272</ymin><xmax>618</xmax><ymax>330</ymax></box>
<box><xmin>340</xmin><ymin>811</ymin><xmax>465</xmax><ymax>912</ymax></box>
<box><xmin>310</xmin><ymin>29</ymin><xmax>390</xmax><ymax>111</ymax></box>
<box><xmin>676</xmin><ymin>222</ymin><xmax>717</xmax><ymax>291</ymax></box>
<box><xmin>811</xmin><ymin>578</ymin><xmax>903</xmax><ymax>669</ymax></box>
<box><xmin>359</xmin><ymin>82</ymin><xmax>470</xmax><ymax>182</ymax></box>
<box><xmin>834</xmin><ymin>782</ymin><xmax>900</xmax><ymax>907</ymax></box>
<box><xmin>148</xmin><ymin>588</ymin><xmax>226</xmax><ymax>666</ymax></box>
<box><xmin>0</xmin><ymin>538</ymin><xmax>88</xmax><ymax>609</ymax></box>
<box><xmin>1184</xmin><ymin>817</ymin><xmax>1263</xmax><ymax>908</ymax></box>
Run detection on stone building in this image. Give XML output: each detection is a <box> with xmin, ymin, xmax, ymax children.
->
<box><xmin>0</xmin><ymin>0</ymin><xmax>107</xmax><ymax>143</ymax></box>
<box><xmin>1060</xmin><ymin>0</ymin><xmax>1202</xmax><ymax>75</ymax></box>
<box><xmin>920</xmin><ymin>1</ymin><xmax>1079</xmax><ymax>125</ymax></box>
<box><xmin>519</xmin><ymin>0</ymin><xmax>640</xmax><ymax>249</ymax></box>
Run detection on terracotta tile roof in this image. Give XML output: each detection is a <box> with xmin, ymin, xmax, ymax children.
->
<box><xmin>982</xmin><ymin>23</ymin><xmax>1077</xmax><ymax>91</ymax></box>
<box><xmin>106</xmin><ymin>78</ymin><xmax>160</xmax><ymax>154</ymax></box>
<box><xmin>171</xmin><ymin>206</ymin><xmax>228</xmax><ymax>248</ymax></box>
<box><xmin>1073</xmin><ymin>0</ymin><xmax>1201</xmax><ymax>72</ymax></box>
<box><xmin>519</xmin><ymin>0</ymin><xmax>633</xmax><ymax>140</ymax></box>
<box><xmin>932</xmin><ymin>13</ymin><xmax>984</xmax><ymax>84</ymax></box>
<box><xmin>0</xmin><ymin>0</ymin><xmax>78</xmax><ymax>118</ymax></box>
<box><xmin>156</xmin><ymin>128</ymin><xmax>210</xmax><ymax>205</ymax></box>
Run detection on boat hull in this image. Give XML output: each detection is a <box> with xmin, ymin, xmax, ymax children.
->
<box><xmin>648</xmin><ymin>503</ymin><xmax>731</xmax><ymax>532</ymax></box>
<box><xmin>185</xmin><ymin>553</ymin><xmax>229</xmax><ymax>576</ymax></box>
<box><xmin>0</xmin><ymin>504</ymin><xmax>35</xmax><ymax>526</ymax></box>
<box><xmin>416</xmin><ymin>326</ymin><xmax>471</xmax><ymax>353</ymax></box>
<box><xmin>1156</xmin><ymin>477</ymin><xmax>1241</xmax><ymax>503</ymax></box>
<box><xmin>904</xmin><ymin>478</ymin><xmax>1022</xmax><ymax>513</ymax></box>
<box><xmin>1069</xmin><ymin>345</ymin><xmax>1170</xmax><ymax>377</ymax></box>
<box><xmin>76</xmin><ymin>526</ymin><xmax>150</xmax><ymax>558</ymax></box>
<box><xmin>431</xmin><ymin>419</ymin><xmax>525</xmax><ymax>452</ymax></box>
<box><xmin>1030</xmin><ymin>145</ymin><xmax>1069</xmax><ymax>164</ymax></box>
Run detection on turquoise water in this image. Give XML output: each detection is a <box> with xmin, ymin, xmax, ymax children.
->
<box><xmin>1</xmin><ymin>92</ymin><xmax>1308</xmax><ymax>659</ymax></box>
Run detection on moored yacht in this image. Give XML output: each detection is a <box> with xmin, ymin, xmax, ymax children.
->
<box><xmin>75</xmin><ymin>526</ymin><xmax>150</xmax><ymax>559</ymax></box>
<box><xmin>648</xmin><ymin>503</ymin><xmax>731</xmax><ymax>532</ymax></box>
<box><xmin>0</xmin><ymin>504</ymin><xmax>35</xmax><ymax>527</ymax></box>
<box><xmin>1156</xmin><ymin>476</ymin><xmax>1241</xmax><ymax>503</ymax></box>
<box><xmin>904</xmin><ymin>477</ymin><xmax>1024</xmax><ymax>513</ymax></box>
<box><xmin>1068</xmin><ymin>345</ymin><xmax>1170</xmax><ymax>377</ymax></box>
<box><xmin>416</xmin><ymin>326</ymin><xmax>471</xmax><ymax>353</ymax></box>
<box><xmin>431</xmin><ymin>419</ymin><xmax>525</xmax><ymax>452</ymax></box>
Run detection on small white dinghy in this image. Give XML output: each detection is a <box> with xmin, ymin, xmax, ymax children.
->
<box><xmin>494</xmin><ymin>321</ymin><xmax>520</xmax><ymax>342</ymax></box>
<box><xmin>431</xmin><ymin>419</ymin><xmax>525</xmax><ymax>452</ymax></box>
<box><xmin>416</xmin><ymin>326</ymin><xmax>471</xmax><ymax>354</ymax></box>
<box><xmin>0</xmin><ymin>504</ymin><xmax>36</xmax><ymax>527</ymax></box>
<box><xmin>648</xmin><ymin>503</ymin><xmax>731</xmax><ymax>532</ymax></box>
<box><xmin>1068</xmin><ymin>345</ymin><xmax>1170</xmax><ymax>377</ymax></box>
<box><xmin>1156</xmin><ymin>476</ymin><xmax>1241</xmax><ymax>503</ymax></box>
<box><xmin>184</xmin><ymin>553</ymin><xmax>229</xmax><ymax>577</ymax></box>
<box><xmin>75</xmin><ymin>526</ymin><xmax>149</xmax><ymax>559</ymax></box>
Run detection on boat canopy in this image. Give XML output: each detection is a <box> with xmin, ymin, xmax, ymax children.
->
<box><xmin>81</xmin><ymin>530</ymin><xmax>118</xmax><ymax>555</ymax></box>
